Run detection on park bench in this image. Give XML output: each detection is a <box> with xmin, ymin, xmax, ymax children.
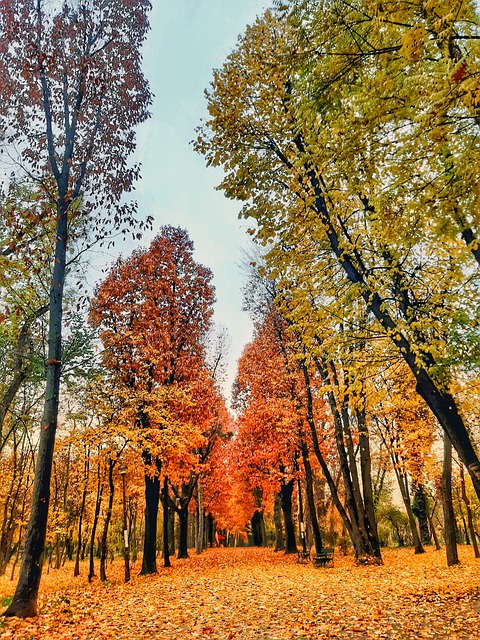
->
<box><xmin>312</xmin><ymin>547</ymin><xmax>334</xmax><ymax>568</ymax></box>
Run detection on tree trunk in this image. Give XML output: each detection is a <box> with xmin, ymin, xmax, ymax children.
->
<box><xmin>273</xmin><ymin>491</ymin><xmax>284</xmax><ymax>552</ymax></box>
<box><xmin>81</xmin><ymin>532</ymin><xmax>88</xmax><ymax>561</ymax></box>
<box><xmin>460</xmin><ymin>505</ymin><xmax>470</xmax><ymax>544</ymax></box>
<box><xmin>207</xmin><ymin>513</ymin><xmax>215</xmax><ymax>548</ymax></box>
<box><xmin>47</xmin><ymin>541</ymin><xmax>55</xmax><ymax>574</ymax></box>
<box><xmin>393</xmin><ymin>464</ymin><xmax>425</xmax><ymax>554</ymax></box>
<box><xmin>74</xmin><ymin>448</ymin><xmax>89</xmax><ymax>577</ymax></box>
<box><xmin>171</xmin><ymin>474</ymin><xmax>198</xmax><ymax>559</ymax></box>
<box><xmin>412</xmin><ymin>484</ymin><xmax>431</xmax><ymax>546</ymax></box>
<box><xmin>188</xmin><ymin>509</ymin><xmax>196</xmax><ymax>549</ymax></box>
<box><xmin>162</xmin><ymin>476</ymin><xmax>171</xmax><ymax>568</ymax></box>
<box><xmin>195</xmin><ymin>480</ymin><xmax>204</xmax><ymax>555</ymax></box>
<box><xmin>140</xmin><ymin>453</ymin><xmax>161</xmax><ymax>575</ymax></box>
<box><xmin>55</xmin><ymin>534</ymin><xmax>62</xmax><ymax>570</ymax></box>
<box><xmin>64</xmin><ymin>533</ymin><xmax>73</xmax><ymax>563</ymax></box>
<box><xmin>10</xmin><ymin>526</ymin><xmax>23</xmax><ymax>583</ymax></box>
<box><xmin>251</xmin><ymin>510</ymin><xmax>265</xmax><ymax>546</ymax></box>
<box><xmin>99</xmin><ymin>459</ymin><xmax>115</xmax><ymax>581</ymax></box>
<box><xmin>296</xmin><ymin>477</ymin><xmax>308</xmax><ymax>555</ymax></box>
<box><xmin>442</xmin><ymin>435</ymin><xmax>460</xmax><ymax>566</ymax></box>
<box><xmin>260</xmin><ymin>510</ymin><xmax>267</xmax><ymax>546</ymax></box>
<box><xmin>168</xmin><ymin>503</ymin><xmax>175</xmax><ymax>556</ymax></box>
<box><xmin>460</xmin><ymin>464</ymin><xmax>480</xmax><ymax>558</ymax></box>
<box><xmin>4</xmin><ymin>204</ymin><xmax>68</xmax><ymax>619</ymax></box>
<box><xmin>88</xmin><ymin>463</ymin><xmax>104</xmax><ymax>583</ymax></box>
<box><xmin>203</xmin><ymin>512</ymin><xmax>209</xmax><ymax>550</ymax></box>
<box><xmin>177</xmin><ymin>506</ymin><xmax>189</xmax><ymax>559</ymax></box>
<box><xmin>280</xmin><ymin>478</ymin><xmax>297</xmax><ymax>554</ymax></box>
<box><xmin>356</xmin><ymin>406</ymin><xmax>382</xmax><ymax>560</ymax></box>
<box><xmin>426</xmin><ymin>503</ymin><xmax>442</xmax><ymax>551</ymax></box>
<box><xmin>129</xmin><ymin>501</ymin><xmax>138</xmax><ymax>563</ymax></box>
<box><xmin>301</xmin><ymin>440</ymin><xmax>323</xmax><ymax>555</ymax></box>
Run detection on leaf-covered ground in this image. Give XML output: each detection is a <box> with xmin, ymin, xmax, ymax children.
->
<box><xmin>2</xmin><ymin>546</ymin><xmax>480</xmax><ymax>639</ymax></box>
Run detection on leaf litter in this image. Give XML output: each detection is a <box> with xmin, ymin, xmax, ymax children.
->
<box><xmin>2</xmin><ymin>546</ymin><xmax>480</xmax><ymax>639</ymax></box>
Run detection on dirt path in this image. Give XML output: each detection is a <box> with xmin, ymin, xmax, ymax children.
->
<box><xmin>2</xmin><ymin>546</ymin><xmax>480</xmax><ymax>639</ymax></box>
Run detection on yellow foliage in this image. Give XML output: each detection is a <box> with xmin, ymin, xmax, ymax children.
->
<box><xmin>400</xmin><ymin>26</ymin><xmax>427</xmax><ymax>63</ymax></box>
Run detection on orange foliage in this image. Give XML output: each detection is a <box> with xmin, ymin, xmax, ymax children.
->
<box><xmin>89</xmin><ymin>226</ymin><xmax>218</xmax><ymax>468</ymax></box>
<box><xmin>233</xmin><ymin>311</ymin><xmax>302</xmax><ymax>500</ymax></box>
<box><xmin>202</xmin><ymin>437</ymin><xmax>255</xmax><ymax>534</ymax></box>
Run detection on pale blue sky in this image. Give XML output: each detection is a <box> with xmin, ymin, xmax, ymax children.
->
<box><xmin>126</xmin><ymin>1</ymin><xmax>269</xmax><ymax>393</ymax></box>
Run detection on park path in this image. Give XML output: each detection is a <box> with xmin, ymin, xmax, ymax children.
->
<box><xmin>2</xmin><ymin>546</ymin><xmax>480</xmax><ymax>639</ymax></box>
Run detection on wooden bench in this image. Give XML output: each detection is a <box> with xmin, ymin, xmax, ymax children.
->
<box><xmin>297</xmin><ymin>548</ymin><xmax>310</xmax><ymax>564</ymax></box>
<box><xmin>312</xmin><ymin>547</ymin><xmax>334</xmax><ymax>567</ymax></box>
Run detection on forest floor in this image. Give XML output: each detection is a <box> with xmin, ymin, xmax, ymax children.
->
<box><xmin>1</xmin><ymin>545</ymin><xmax>480</xmax><ymax>639</ymax></box>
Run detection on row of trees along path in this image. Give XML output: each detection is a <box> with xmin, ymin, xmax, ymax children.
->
<box><xmin>2</xmin><ymin>0</ymin><xmax>480</xmax><ymax>623</ymax></box>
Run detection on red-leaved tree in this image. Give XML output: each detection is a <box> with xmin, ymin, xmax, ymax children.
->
<box><xmin>90</xmin><ymin>226</ymin><xmax>216</xmax><ymax>574</ymax></box>
<box><xmin>234</xmin><ymin>311</ymin><xmax>303</xmax><ymax>553</ymax></box>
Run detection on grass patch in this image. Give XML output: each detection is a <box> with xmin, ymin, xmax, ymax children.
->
<box><xmin>0</xmin><ymin>595</ymin><xmax>13</xmax><ymax>607</ymax></box>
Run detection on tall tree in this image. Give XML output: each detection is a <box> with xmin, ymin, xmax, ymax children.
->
<box><xmin>370</xmin><ymin>361</ymin><xmax>437</xmax><ymax>553</ymax></box>
<box><xmin>196</xmin><ymin>5</ymin><xmax>480</xmax><ymax>500</ymax></box>
<box><xmin>1</xmin><ymin>0</ymin><xmax>152</xmax><ymax>617</ymax></box>
<box><xmin>442</xmin><ymin>435</ymin><xmax>460</xmax><ymax>566</ymax></box>
<box><xmin>90</xmin><ymin>226</ymin><xmax>216</xmax><ymax>574</ymax></box>
<box><xmin>168</xmin><ymin>373</ymin><xmax>228</xmax><ymax>559</ymax></box>
<box><xmin>240</xmin><ymin>256</ymin><xmax>381</xmax><ymax>560</ymax></box>
<box><xmin>234</xmin><ymin>311</ymin><xmax>306</xmax><ymax>553</ymax></box>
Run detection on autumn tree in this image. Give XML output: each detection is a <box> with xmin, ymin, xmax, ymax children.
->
<box><xmin>201</xmin><ymin>436</ymin><xmax>254</xmax><ymax>547</ymax></box>
<box><xmin>192</xmin><ymin>325</ymin><xmax>232</xmax><ymax>555</ymax></box>
<box><xmin>90</xmin><ymin>226</ymin><xmax>216</xmax><ymax>573</ymax></box>
<box><xmin>278</xmin><ymin>0</ymin><xmax>480</xmax><ymax>269</ymax></box>
<box><xmin>239</xmin><ymin>254</ymin><xmax>382</xmax><ymax>560</ymax></box>
<box><xmin>69</xmin><ymin>370</ymin><xmax>130</xmax><ymax>582</ymax></box>
<box><xmin>196</xmin><ymin>5</ymin><xmax>480</xmax><ymax>503</ymax></box>
<box><xmin>234</xmin><ymin>309</ymin><xmax>311</xmax><ymax>554</ymax></box>
<box><xmin>0</xmin><ymin>276</ymin><xmax>98</xmax><ymax>579</ymax></box>
<box><xmin>0</xmin><ymin>0</ymin><xmax>152</xmax><ymax>618</ymax></box>
<box><xmin>370</xmin><ymin>362</ymin><xmax>438</xmax><ymax>554</ymax></box>
<box><xmin>166</xmin><ymin>373</ymin><xmax>229</xmax><ymax>559</ymax></box>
